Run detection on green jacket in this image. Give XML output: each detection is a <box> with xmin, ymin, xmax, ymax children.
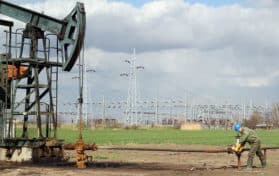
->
<box><xmin>238</xmin><ymin>127</ymin><xmax>260</xmax><ymax>145</ymax></box>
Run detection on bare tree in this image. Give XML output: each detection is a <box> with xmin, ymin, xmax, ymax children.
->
<box><xmin>242</xmin><ymin>111</ymin><xmax>262</xmax><ymax>129</ymax></box>
<box><xmin>272</xmin><ymin>104</ymin><xmax>279</xmax><ymax>128</ymax></box>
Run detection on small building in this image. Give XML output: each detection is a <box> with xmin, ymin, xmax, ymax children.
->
<box><xmin>255</xmin><ymin>124</ymin><xmax>273</xmax><ymax>130</ymax></box>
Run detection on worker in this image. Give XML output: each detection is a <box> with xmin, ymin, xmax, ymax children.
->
<box><xmin>233</xmin><ymin>123</ymin><xmax>266</xmax><ymax>169</ymax></box>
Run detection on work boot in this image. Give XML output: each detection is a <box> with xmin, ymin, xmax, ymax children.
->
<box><xmin>246</xmin><ymin>158</ymin><xmax>253</xmax><ymax>170</ymax></box>
<box><xmin>261</xmin><ymin>160</ymin><xmax>267</xmax><ymax>168</ymax></box>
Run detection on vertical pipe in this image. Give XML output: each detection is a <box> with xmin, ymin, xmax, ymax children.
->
<box><xmin>14</xmin><ymin>118</ymin><xmax>16</xmax><ymax>137</ymax></box>
<box><xmin>78</xmin><ymin>46</ymin><xmax>84</xmax><ymax>139</ymax></box>
<box><xmin>8</xmin><ymin>26</ymin><xmax>12</xmax><ymax>56</ymax></box>
<box><xmin>237</xmin><ymin>155</ymin><xmax>241</xmax><ymax>170</ymax></box>
<box><xmin>54</xmin><ymin>38</ymin><xmax>59</xmax><ymax>138</ymax></box>
<box><xmin>264</xmin><ymin>149</ymin><xmax>267</xmax><ymax>160</ymax></box>
<box><xmin>46</xmin><ymin>104</ymin><xmax>49</xmax><ymax>138</ymax></box>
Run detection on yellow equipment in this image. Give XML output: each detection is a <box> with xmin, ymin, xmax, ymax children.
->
<box><xmin>232</xmin><ymin>143</ymin><xmax>244</xmax><ymax>153</ymax></box>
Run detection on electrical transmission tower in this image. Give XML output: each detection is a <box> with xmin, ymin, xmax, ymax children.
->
<box><xmin>121</xmin><ymin>48</ymin><xmax>144</xmax><ymax>125</ymax></box>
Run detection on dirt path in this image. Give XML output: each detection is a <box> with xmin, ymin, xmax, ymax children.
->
<box><xmin>0</xmin><ymin>144</ymin><xmax>278</xmax><ymax>176</ymax></box>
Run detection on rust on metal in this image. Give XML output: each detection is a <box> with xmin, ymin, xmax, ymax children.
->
<box><xmin>100</xmin><ymin>146</ymin><xmax>279</xmax><ymax>170</ymax></box>
<box><xmin>237</xmin><ymin>154</ymin><xmax>241</xmax><ymax>170</ymax></box>
<box><xmin>99</xmin><ymin>146</ymin><xmax>279</xmax><ymax>153</ymax></box>
<box><xmin>264</xmin><ymin>149</ymin><xmax>267</xmax><ymax>160</ymax></box>
<box><xmin>100</xmin><ymin>147</ymin><xmax>229</xmax><ymax>153</ymax></box>
<box><xmin>75</xmin><ymin>137</ymin><xmax>87</xmax><ymax>169</ymax></box>
<box><xmin>64</xmin><ymin>143</ymin><xmax>98</xmax><ymax>151</ymax></box>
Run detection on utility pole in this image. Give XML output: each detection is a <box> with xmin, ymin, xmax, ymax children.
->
<box><xmin>184</xmin><ymin>91</ymin><xmax>188</xmax><ymax>123</ymax></box>
<box><xmin>155</xmin><ymin>96</ymin><xmax>159</xmax><ymax>125</ymax></box>
<box><xmin>102</xmin><ymin>96</ymin><xmax>106</xmax><ymax>123</ymax></box>
<box><xmin>84</xmin><ymin>65</ymin><xmax>96</xmax><ymax>128</ymax></box>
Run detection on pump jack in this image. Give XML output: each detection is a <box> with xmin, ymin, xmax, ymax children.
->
<box><xmin>0</xmin><ymin>0</ymin><xmax>86</xmax><ymax>162</ymax></box>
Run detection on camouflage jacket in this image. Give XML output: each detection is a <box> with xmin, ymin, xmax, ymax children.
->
<box><xmin>237</xmin><ymin>127</ymin><xmax>260</xmax><ymax>145</ymax></box>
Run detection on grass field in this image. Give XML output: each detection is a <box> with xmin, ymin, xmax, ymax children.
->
<box><xmin>17</xmin><ymin>128</ymin><xmax>279</xmax><ymax>147</ymax></box>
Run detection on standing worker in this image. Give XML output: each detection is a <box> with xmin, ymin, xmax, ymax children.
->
<box><xmin>233</xmin><ymin>123</ymin><xmax>267</xmax><ymax>169</ymax></box>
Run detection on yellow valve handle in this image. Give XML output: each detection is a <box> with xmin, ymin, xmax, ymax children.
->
<box><xmin>233</xmin><ymin>143</ymin><xmax>244</xmax><ymax>152</ymax></box>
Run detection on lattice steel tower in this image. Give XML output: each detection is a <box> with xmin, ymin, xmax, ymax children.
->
<box><xmin>122</xmin><ymin>49</ymin><xmax>144</xmax><ymax>125</ymax></box>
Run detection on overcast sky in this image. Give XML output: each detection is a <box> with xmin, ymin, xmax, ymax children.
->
<box><xmin>1</xmin><ymin>0</ymin><xmax>279</xmax><ymax>105</ymax></box>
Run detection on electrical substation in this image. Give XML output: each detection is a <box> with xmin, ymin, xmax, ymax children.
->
<box><xmin>0</xmin><ymin>0</ymin><xmax>278</xmax><ymax>174</ymax></box>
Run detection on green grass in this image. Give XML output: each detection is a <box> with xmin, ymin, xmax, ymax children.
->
<box><xmin>16</xmin><ymin>128</ymin><xmax>279</xmax><ymax>147</ymax></box>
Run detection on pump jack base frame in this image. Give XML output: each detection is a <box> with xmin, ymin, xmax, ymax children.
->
<box><xmin>0</xmin><ymin>138</ymin><xmax>64</xmax><ymax>162</ymax></box>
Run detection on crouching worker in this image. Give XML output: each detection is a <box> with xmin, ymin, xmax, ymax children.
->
<box><xmin>233</xmin><ymin>123</ymin><xmax>267</xmax><ymax>169</ymax></box>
